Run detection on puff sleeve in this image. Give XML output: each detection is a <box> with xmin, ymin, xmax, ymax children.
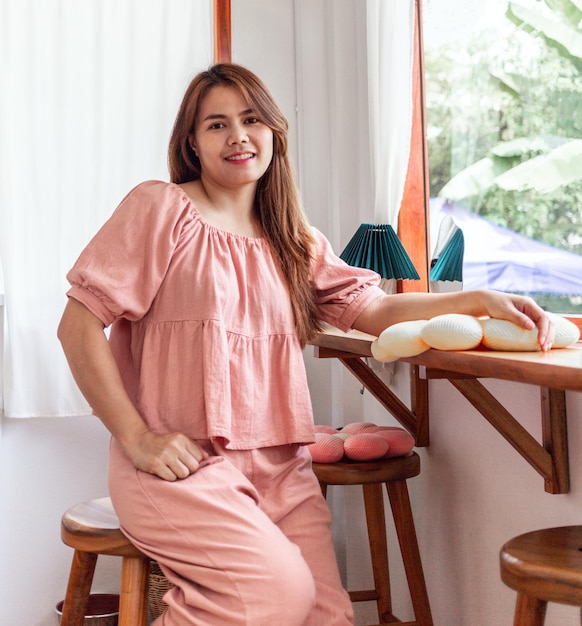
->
<box><xmin>311</xmin><ymin>228</ymin><xmax>385</xmax><ymax>332</ymax></box>
<box><xmin>66</xmin><ymin>181</ymin><xmax>194</xmax><ymax>326</ymax></box>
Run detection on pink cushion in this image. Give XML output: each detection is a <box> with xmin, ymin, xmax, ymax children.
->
<box><xmin>308</xmin><ymin>422</ymin><xmax>415</xmax><ymax>462</ymax></box>
<box><xmin>343</xmin><ymin>433</ymin><xmax>389</xmax><ymax>461</ymax></box>
<box><xmin>360</xmin><ymin>426</ymin><xmax>415</xmax><ymax>458</ymax></box>
<box><xmin>341</xmin><ymin>421</ymin><xmax>377</xmax><ymax>434</ymax></box>
<box><xmin>307</xmin><ymin>432</ymin><xmax>345</xmax><ymax>463</ymax></box>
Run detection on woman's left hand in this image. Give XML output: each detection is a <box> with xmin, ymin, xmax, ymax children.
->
<box><xmin>481</xmin><ymin>291</ymin><xmax>555</xmax><ymax>351</ymax></box>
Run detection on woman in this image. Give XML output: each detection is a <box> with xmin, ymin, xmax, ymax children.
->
<box><xmin>58</xmin><ymin>63</ymin><xmax>553</xmax><ymax>626</ymax></box>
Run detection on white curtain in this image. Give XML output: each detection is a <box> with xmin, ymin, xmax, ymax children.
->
<box><xmin>293</xmin><ymin>0</ymin><xmax>416</xmax><ymax>412</ymax></box>
<box><xmin>292</xmin><ymin>0</ymin><xmax>416</xmax><ymax>588</ymax></box>
<box><xmin>366</xmin><ymin>0</ymin><xmax>415</xmax><ymax>225</ymax></box>
<box><xmin>0</xmin><ymin>0</ymin><xmax>212</xmax><ymax>417</ymax></box>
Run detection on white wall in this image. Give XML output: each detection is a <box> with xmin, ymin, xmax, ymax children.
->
<box><xmin>2</xmin><ymin>2</ymin><xmax>582</xmax><ymax>625</ymax></box>
<box><xmin>0</xmin><ymin>417</ymin><xmax>118</xmax><ymax>625</ymax></box>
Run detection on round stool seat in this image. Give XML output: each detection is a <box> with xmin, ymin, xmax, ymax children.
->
<box><xmin>60</xmin><ymin>497</ymin><xmax>150</xmax><ymax>626</ymax></box>
<box><xmin>312</xmin><ymin>451</ymin><xmax>420</xmax><ymax>485</ymax></box>
<box><xmin>500</xmin><ymin>526</ymin><xmax>582</xmax><ymax>609</ymax></box>
<box><xmin>61</xmin><ymin>497</ymin><xmax>145</xmax><ymax>558</ymax></box>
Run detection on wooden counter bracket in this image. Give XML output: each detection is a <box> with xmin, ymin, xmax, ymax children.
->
<box><xmin>449</xmin><ymin>378</ymin><xmax>568</xmax><ymax>494</ymax></box>
<box><xmin>419</xmin><ymin>367</ymin><xmax>569</xmax><ymax>494</ymax></box>
<box><xmin>314</xmin><ymin>347</ymin><xmax>430</xmax><ymax>447</ymax></box>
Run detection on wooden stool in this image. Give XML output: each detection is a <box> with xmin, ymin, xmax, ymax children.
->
<box><xmin>312</xmin><ymin>452</ymin><xmax>433</xmax><ymax>626</ymax></box>
<box><xmin>60</xmin><ymin>497</ymin><xmax>150</xmax><ymax>626</ymax></box>
<box><xmin>500</xmin><ymin>526</ymin><xmax>582</xmax><ymax>625</ymax></box>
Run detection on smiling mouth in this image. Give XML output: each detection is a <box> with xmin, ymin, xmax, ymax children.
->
<box><xmin>225</xmin><ymin>153</ymin><xmax>254</xmax><ymax>161</ymax></box>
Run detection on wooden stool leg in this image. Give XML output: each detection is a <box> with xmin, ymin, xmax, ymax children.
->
<box><xmin>386</xmin><ymin>480</ymin><xmax>433</xmax><ymax>626</ymax></box>
<box><xmin>60</xmin><ymin>550</ymin><xmax>98</xmax><ymax>626</ymax></box>
<box><xmin>513</xmin><ymin>593</ymin><xmax>547</xmax><ymax>626</ymax></box>
<box><xmin>362</xmin><ymin>482</ymin><xmax>393</xmax><ymax>623</ymax></box>
<box><xmin>118</xmin><ymin>556</ymin><xmax>150</xmax><ymax>626</ymax></box>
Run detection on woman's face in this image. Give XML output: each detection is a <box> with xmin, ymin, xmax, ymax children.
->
<box><xmin>192</xmin><ymin>85</ymin><xmax>274</xmax><ymax>191</ymax></box>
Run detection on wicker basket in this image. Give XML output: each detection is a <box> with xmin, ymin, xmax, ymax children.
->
<box><xmin>148</xmin><ymin>560</ymin><xmax>175</xmax><ymax>621</ymax></box>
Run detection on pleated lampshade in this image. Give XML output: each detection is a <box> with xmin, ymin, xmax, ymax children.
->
<box><xmin>340</xmin><ymin>223</ymin><xmax>420</xmax><ymax>280</ymax></box>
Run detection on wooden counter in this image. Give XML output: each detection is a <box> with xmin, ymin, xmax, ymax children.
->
<box><xmin>311</xmin><ymin>326</ymin><xmax>582</xmax><ymax>494</ymax></box>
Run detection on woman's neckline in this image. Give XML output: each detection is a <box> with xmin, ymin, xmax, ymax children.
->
<box><xmin>171</xmin><ymin>181</ymin><xmax>265</xmax><ymax>242</ymax></box>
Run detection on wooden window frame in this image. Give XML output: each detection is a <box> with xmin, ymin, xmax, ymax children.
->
<box><xmin>213</xmin><ymin>0</ymin><xmax>232</xmax><ymax>63</ymax></box>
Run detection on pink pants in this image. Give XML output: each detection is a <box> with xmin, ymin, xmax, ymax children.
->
<box><xmin>108</xmin><ymin>438</ymin><xmax>354</xmax><ymax>625</ymax></box>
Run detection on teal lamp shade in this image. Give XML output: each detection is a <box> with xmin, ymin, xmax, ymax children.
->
<box><xmin>430</xmin><ymin>226</ymin><xmax>464</xmax><ymax>282</ymax></box>
<box><xmin>340</xmin><ymin>223</ymin><xmax>420</xmax><ymax>280</ymax></box>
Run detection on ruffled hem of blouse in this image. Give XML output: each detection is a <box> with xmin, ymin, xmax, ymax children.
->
<box><xmin>109</xmin><ymin>317</ymin><xmax>316</xmax><ymax>449</ymax></box>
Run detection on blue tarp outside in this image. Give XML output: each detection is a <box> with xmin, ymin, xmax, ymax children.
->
<box><xmin>430</xmin><ymin>198</ymin><xmax>582</xmax><ymax>295</ymax></box>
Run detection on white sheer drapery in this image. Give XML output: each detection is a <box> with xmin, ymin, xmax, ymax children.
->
<box><xmin>0</xmin><ymin>0</ymin><xmax>212</xmax><ymax>417</ymax></box>
<box><xmin>292</xmin><ymin>0</ymin><xmax>417</xmax><ymax>591</ymax></box>
<box><xmin>366</xmin><ymin>0</ymin><xmax>415</xmax><ymax>225</ymax></box>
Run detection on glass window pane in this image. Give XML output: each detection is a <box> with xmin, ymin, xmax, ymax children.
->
<box><xmin>423</xmin><ymin>0</ymin><xmax>582</xmax><ymax>313</ymax></box>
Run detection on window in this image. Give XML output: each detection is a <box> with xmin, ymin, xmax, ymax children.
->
<box><xmin>423</xmin><ymin>0</ymin><xmax>582</xmax><ymax>316</ymax></box>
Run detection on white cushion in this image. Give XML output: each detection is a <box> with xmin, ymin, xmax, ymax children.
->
<box><xmin>420</xmin><ymin>313</ymin><xmax>483</xmax><ymax>350</ymax></box>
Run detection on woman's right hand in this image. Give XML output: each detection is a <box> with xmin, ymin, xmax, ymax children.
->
<box><xmin>123</xmin><ymin>430</ymin><xmax>209</xmax><ymax>481</ymax></box>
<box><xmin>58</xmin><ymin>299</ymin><xmax>209</xmax><ymax>482</ymax></box>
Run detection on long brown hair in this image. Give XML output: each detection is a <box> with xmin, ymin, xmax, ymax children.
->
<box><xmin>168</xmin><ymin>63</ymin><xmax>323</xmax><ymax>346</ymax></box>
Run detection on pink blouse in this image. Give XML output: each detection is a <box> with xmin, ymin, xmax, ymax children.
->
<box><xmin>67</xmin><ymin>180</ymin><xmax>384</xmax><ymax>449</ymax></box>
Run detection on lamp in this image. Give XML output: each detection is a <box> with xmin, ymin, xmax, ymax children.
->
<box><xmin>340</xmin><ymin>224</ymin><xmax>420</xmax><ymax>292</ymax></box>
<box><xmin>430</xmin><ymin>228</ymin><xmax>464</xmax><ymax>282</ymax></box>
<box><xmin>429</xmin><ymin>216</ymin><xmax>464</xmax><ymax>292</ymax></box>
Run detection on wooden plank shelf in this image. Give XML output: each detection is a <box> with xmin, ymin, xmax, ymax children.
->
<box><xmin>311</xmin><ymin>326</ymin><xmax>581</xmax><ymax>494</ymax></box>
